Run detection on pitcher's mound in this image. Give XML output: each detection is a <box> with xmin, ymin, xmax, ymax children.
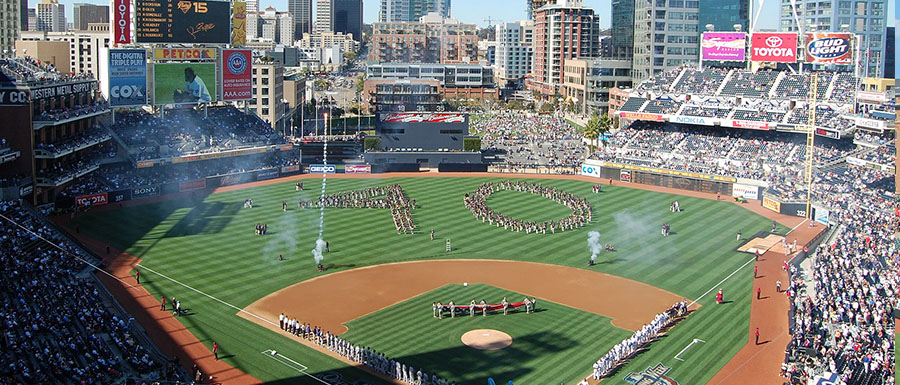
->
<box><xmin>461</xmin><ymin>329</ymin><xmax>513</xmax><ymax>350</ymax></box>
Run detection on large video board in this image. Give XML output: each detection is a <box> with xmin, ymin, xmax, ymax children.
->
<box><xmin>153</xmin><ymin>63</ymin><xmax>218</xmax><ymax>105</ymax></box>
<box><xmin>136</xmin><ymin>0</ymin><xmax>231</xmax><ymax>44</ymax></box>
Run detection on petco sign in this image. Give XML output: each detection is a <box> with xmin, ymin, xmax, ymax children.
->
<box><xmin>805</xmin><ymin>33</ymin><xmax>852</xmax><ymax>64</ymax></box>
<box><xmin>309</xmin><ymin>164</ymin><xmax>336</xmax><ymax>173</ymax></box>
<box><xmin>751</xmin><ymin>33</ymin><xmax>798</xmax><ymax>62</ymax></box>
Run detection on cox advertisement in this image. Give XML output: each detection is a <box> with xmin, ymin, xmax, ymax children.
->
<box><xmin>222</xmin><ymin>49</ymin><xmax>252</xmax><ymax>101</ymax></box>
<box><xmin>751</xmin><ymin>33</ymin><xmax>798</xmax><ymax>62</ymax></box>
<box><xmin>153</xmin><ymin>63</ymin><xmax>217</xmax><ymax>105</ymax></box>
<box><xmin>805</xmin><ymin>33</ymin><xmax>852</xmax><ymax>64</ymax></box>
<box><xmin>701</xmin><ymin>32</ymin><xmax>746</xmax><ymax>61</ymax></box>
<box><xmin>108</xmin><ymin>49</ymin><xmax>147</xmax><ymax>106</ymax></box>
<box><xmin>345</xmin><ymin>164</ymin><xmax>372</xmax><ymax>174</ymax></box>
<box><xmin>309</xmin><ymin>164</ymin><xmax>336</xmax><ymax>174</ymax></box>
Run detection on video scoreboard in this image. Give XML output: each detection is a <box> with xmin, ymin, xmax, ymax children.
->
<box><xmin>135</xmin><ymin>0</ymin><xmax>230</xmax><ymax>44</ymax></box>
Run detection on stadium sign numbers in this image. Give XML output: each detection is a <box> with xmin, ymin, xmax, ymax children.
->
<box><xmin>309</xmin><ymin>164</ymin><xmax>336</xmax><ymax>173</ymax></box>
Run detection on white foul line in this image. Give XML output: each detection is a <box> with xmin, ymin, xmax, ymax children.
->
<box><xmin>689</xmin><ymin>257</ymin><xmax>756</xmax><ymax>308</ymax></box>
<box><xmin>261</xmin><ymin>350</ymin><xmax>309</xmax><ymax>372</ymax></box>
<box><xmin>673</xmin><ymin>339</ymin><xmax>705</xmax><ymax>361</ymax></box>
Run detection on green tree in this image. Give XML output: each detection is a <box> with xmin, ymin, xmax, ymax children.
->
<box><xmin>598</xmin><ymin>112</ymin><xmax>612</xmax><ymax>148</ymax></box>
<box><xmin>583</xmin><ymin>113</ymin><xmax>600</xmax><ymax>152</ymax></box>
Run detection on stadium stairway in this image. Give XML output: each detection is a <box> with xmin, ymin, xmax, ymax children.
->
<box><xmin>714</xmin><ymin>69</ymin><xmax>735</xmax><ymax>96</ymax></box>
<box><xmin>767</xmin><ymin>72</ymin><xmax>788</xmax><ymax>99</ymax></box>
<box><xmin>669</xmin><ymin>68</ymin><xmax>689</xmax><ymax>93</ymax></box>
<box><xmin>822</xmin><ymin>73</ymin><xmax>840</xmax><ymax>100</ymax></box>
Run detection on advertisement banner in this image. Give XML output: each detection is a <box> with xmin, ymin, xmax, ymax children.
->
<box><xmin>231</xmin><ymin>1</ymin><xmax>246</xmax><ymax>46</ymax></box>
<box><xmin>153</xmin><ymin>63</ymin><xmax>217</xmax><ymax>105</ymax></box>
<box><xmin>594</xmin><ymin>160</ymin><xmax>737</xmax><ymax>182</ymax></box>
<box><xmin>137</xmin><ymin>160</ymin><xmax>155</xmax><ymax>168</ymax></box>
<box><xmin>732</xmin><ymin>183</ymin><xmax>760</xmax><ymax>200</ymax></box>
<box><xmin>19</xmin><ymin>184</ymin><xmax>33</xmax><ymax>197</ymax></box>
<box><xmin>76</xmin><ymin>192</ymin><xmax>109</xmax><ymax>206</ymax></box>
<box><xmin>221</xmin><ymin>173</ymin><xmax>252</xmax><ymax>186</ymax></box>
<box><xmin>701</xmin><ymin>32</ymin><xmax>746</xmax><ymax>61</ymax></box>
<box><xmin>732</xmin><ymin>120</ymin><xmax>770</xmax><ymax>130</ymax></box>
<box><xmin>814</xmin><ymin>206</ymin><xmax>830</xmax><ymax>225</ymax></box>
<box><xmin>620</xmin><ymin>170</ymin><xmax>631</xmax><ymax>183</ymax></box>
<box><xmin>309</xmin><ymin>164</ymin><xmax>336</xmax><ymax>174</ymax></box>
<box><xmin>580</xmin><ymin>163</ymin><xmax>602</xmax><ymax>178</ymax></box>
<box><xmin>620</xmin><ymin>112</ymin><xmax>664</xmax><ymax>121</ymax></box>
<box><xmin>672</xmin><ymin>115</ymin><xmax>715</xmax><ymax>126</ymax></box>
<box><xmin>815</xmin><ymin>128</ymin><xmax>841</xmax><ymax>139</ymax></box>
<box><xmin>113</xmin><ymin>0</ymin><xmax>131</xmax><ymax>44</ymax></box>
<box><xmin>179</xmin><ymin>179</ymin><xmax>207</xmax><ymax>192</ymax></box>
<box><xmin>805</xmin><ymin>33</ymin><xmax>852</xmax><ymax>64</ymax></box>
<box><xmin>379</xmin><ymin>113</ymin><xmax>466</xmax><ymax>123</ymax></box>
<box><xmin>751</xmin><ymin>33</ymin><xmax>798</xmax><ymax>62</ymax></box>
<box><xmin>136</xmin><ymin>0</ymin><xmax>231</xmax><ymax>44</ymax></box>
<box><xmin>279</xmin><ymin>144</ymin><xmax>294</xmax><ymax>151</ymax></box>
<box><xmin>132</xmin><ymin>185</ymin><xmax>160</xmax><ymax>199</ymax></box>
<box><xmin>153</xmin><ymin>48</ymin><xmax>217</xmax><ymax>60</ymax></box>
<box><xmin>856</xmin><ymin>91</ymin><xmax>887</xmax><ymax>103</ymax></box>
<box><xmin>345</xmin><ymin>164</ymin><xmax>372</xmax><ymax>174</ymax></box>
<box><xmin>108</xmin><ymin>49</ymin><xmax>147</xmax><ymax>106</ymax></box>
<box><xmin>762</xmin><ymin>196</ymin><xmax>781</xmax><ymax>212</ymax></box>
<box><xmin>222</xmin><ymin>49</ymin><xmax>252</xmax><ymax>101</ymax></box>
<box><xmin>281</xmin><ymin>165</ymin><xmax>300</xmax><ymax>173</ymax></box>
<box><xmin>256</xmin><ymin>168</ymin><xmax>279</xmax><ymax>180</ymax></box>
<box><xmin>855</xmin><ymin>117</ymin><xmax>887</xmax><ymax>132</ymax></box>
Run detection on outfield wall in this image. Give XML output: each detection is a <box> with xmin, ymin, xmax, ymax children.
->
<box><xmin>581</xmin><ymin>159</ymin><xmax>733</xmax><ymax>196</ymax></box>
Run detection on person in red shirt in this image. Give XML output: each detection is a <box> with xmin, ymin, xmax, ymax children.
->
<box><xmin>754</xmin><ymin>265</ymin><xmax>758</xmax><ymax>278</ymax></box>
<box><xmin>135</xmin><ymin>270</ymin><xmax>140</xmax><ymax>284</ymax></box>
<box><xmin>754</xmin><ymin>328</ymin><xmax>760</xmax><ymax>345</ymax></box>
<box><xmin>757</xmin><ymin>287</ymin><xmax>761</xmax><ymax>299</ymax></box>
<box><xmin>213</xmin><ymin>342</ymin><xmax>219</xmax><ymax>360</ymax></box>
<box><xmin>160</xmin><ymin>296</ymin><xmax>166</xmax><ymax>311</ymax></box>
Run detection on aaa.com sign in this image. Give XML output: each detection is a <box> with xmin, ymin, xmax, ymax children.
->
<box><xmin>751</xmin><ymin>33</ymin><xmax>798</xmax><ymax>63</ymax></box>
<box><xmin>805</xmin><ymin>33</ymin><xmax>852</xmax><ymax>64</ymax></box>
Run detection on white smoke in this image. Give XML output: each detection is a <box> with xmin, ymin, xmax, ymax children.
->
<box><xmin>312</xmin><ymin>132</ymin><xmax>329</xmax><ymax>265</ymax></box>
<box><xmin>263</xmin><ymin>213</ymin><xmax>298</xmax><ymax>264</ymax></box>
<box><xmin>588</xmin><ymin>231</ymin><xmax>602</xmax><ymax>262</ymax></box>
<box><xmin>312</xmin><ymin>238</ymin><xmax>327</xmax><ymax>264</ymax></box>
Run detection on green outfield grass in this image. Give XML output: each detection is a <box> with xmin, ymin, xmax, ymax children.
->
<box><xmin>343</xmin><ymin>283</ymin><xmax>632</xmax><ymax>385</ymax></box>
<box><xmin>71</xmin><ymin>177</ymin><xmax>789</xmax><ymax>385</ymax></box>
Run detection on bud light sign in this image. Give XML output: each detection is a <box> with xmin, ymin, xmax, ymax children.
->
<box><xmin>309</xmin><ymin>164</ymin><xmax>336</xmax><ymax>173</ymax></box>
<box><xmin>805</xmin><ymin>33</ymin><xmax>852</xmax><ymax>64</ymax></box>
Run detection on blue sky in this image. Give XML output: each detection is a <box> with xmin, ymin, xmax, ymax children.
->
<box><xmin>54</xmin><ymin>0</ymin><xmax>894</xmax><ymax>30</ymax></box>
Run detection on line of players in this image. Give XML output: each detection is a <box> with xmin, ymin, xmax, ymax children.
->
<box><xmin>277</xmin><ymin>314</ymin><xmax>457</xmax><ymax>385</ymax></box>
<box><xmin>464</xmin><ymin>180</ymin><xmax>592</xmax><ymax>234</ymax></box>
<box><xmin>431</xmin><ymin>296</ymin><xmax>537</xmax><ymax>319</ymax></box>
<box><xmin>589</xmin><ymin>301</ymin><xmax>689</xmax><ymax>381</ymax></box>
<box><xmin>298</xmin><ymin>184</ymin><xmax>416</xmax><ymax>234</ymax></box>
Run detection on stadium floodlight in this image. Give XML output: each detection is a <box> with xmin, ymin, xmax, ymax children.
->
<box><xmin>840</xmin><ymin>24</ymin><xmax>850</xmax><ymax>32</ymax></box>
<box><xmin>733</xmin><ymin>24</ymin><xmax>742</xmax><ymax>32</ymax></box>
<box><xmin>706</xmin><ymin>24</ymin><xmax>715</xmax><ymax>32</ymax></box>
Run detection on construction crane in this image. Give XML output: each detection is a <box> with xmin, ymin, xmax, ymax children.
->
<box><xmin>484</xmin><ymin>16</ymin><xmax>498</xmax><ymax>28</ymax></box>
<box><xmin>804</xmin><ymin>73</ymin><xmax>817</xmax><ymax>219</ymax></box>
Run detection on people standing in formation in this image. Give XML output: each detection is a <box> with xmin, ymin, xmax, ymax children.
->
<box><xmin>590</xmin><ymin>301</ymin><xmax>689</xmax><ymax>380</ymax></box>
<box><xmin>255</xmin><ymin>223</ymin><xmax>268</xmax><ymax>235</ymax></box>
<box><xmin>661</xmin><ymin>223</ymin><xmax>671</xmax><ymax>237</ymax></box>
<box><xmin>592</xmin><ymin>184</ymin><xmax>602</xmax><ymax>193</ymax></box>
<box><xmin>669</xmin><ymin>201</ymin><xmax>681</xmax><ymax>212</ymax></box>
<box><xmin>276</xmin><ymin>313</ymin><xmax>456</xmax><ymax>385</ymax></box>
<box><xmin>464</xmin><ymin>180</ymin><xmax>592</xmax><ymax>234</ymax></box>
<box><xmin>296</xmin><ymin>181</ymin><xmax>303</xmax><ymax>191</ymax></box>
<box><xmin>299</xmin><ymin>184</ymin><xmax>416</xmax><ymax>234</ymax></box>
<box><xmin>243</xmin><ymin>198</ymin><xmax>253</xmax><ymax>208</ymax></box>
<box><xmin>432</xmin><ymin>297</ymin><xmax>535</xmax><ymax>317</ymax></box>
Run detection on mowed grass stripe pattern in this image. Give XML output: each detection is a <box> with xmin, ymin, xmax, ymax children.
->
<box><xmin>342</xmin><ymin>284</ymin><xmax>632</xmax><ymax>385</ymax></box>
<box><xmin>73</xmin><ymin>177</ymin><xmax>789</xmax><ymax>385</ymax></box>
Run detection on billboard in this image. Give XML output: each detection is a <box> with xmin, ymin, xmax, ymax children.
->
<box><xmin>222</xmin><ymin>49</ymin><xmax>252</xmax><ymax>100</ymax></box>
<box><xmin>153</xmin><ymin>48</ymin><xmax>217</xmax><ymax>60</ymax></box>
<box><xmin>231</xmin><ymin>1</ymin><xmax>246</xmax><ymax>45</ymax></box>
<box><xmin>153</xmin><ymin>63</ymin><xmax>217</xmax><ymax>105</ymax></box>
<box><xmin>732</xmin><ymin>120</ymin><xmax>770</xmax><ymax>130</ymax></box>
<box><xmin>132</xmin><ymin>185</ymin><xmax>160</xmax><ymax>199</ymax></box>
<box><xmin>750</xmin><ymin>33</ymin><xmax>798</xmax><ymax>62</ymax></box>
<box><xmin>345</xmin><ymin>164</ymin><xmax>371</xmax><ymax>174</ymax></box>
<box><xmin>135</xmin><ymin>0</ymin><xmax>231</xmax><ymax>44</ymax></box>
<box><xmin>732</xmin><ymin>183</ymin><xmax>760</xmax><ymax>200</ymax></box>
<box><xmin>379</xmin><ymin>113</ymin><xmax>466</xmax><ymax>123</ymax></box>
<box><xmin>805</xmin><ymin>33</ymin><xmax>852</xmax><ymax>64</ymax></box>
<box><xmin>112</xmin><ymin>0</ymin><xmax>131</xmax><ymax>44</ymax></box>
<box><xmin>180</xmin><ymin>179</ymin><xmax>207</xmax><ymax>192</ymax></box>
<box><xmin>701</xmin><ymin>32</ymin><xmax>746</xmax><ymax>61</ymax></box>
<box><xmin>619</xmin><ymin>112</ymin><xmax>664</xmax><ymax>121</ymax></box>
<box><xmin>309</xmin><ymin>164</ymin><xmax>336</xmax><ymax>173</ymax></box>
<box><xmin>76</xmin><ymin>192</ymin><xmax>109</xmax><ymax>206</ymax></box>
<box><xmin>108</xmin><ymin>49</ymin><xmax>147</xmax><ymax>106</ymax></box>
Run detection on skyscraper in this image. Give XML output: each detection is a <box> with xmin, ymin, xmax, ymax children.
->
<box><xmin>36</xmin><ymin>0</ymin><xmax>65</xmax><ymax>32</ymax></box>
<box><xmin>528</xmin><ymin>0</ymin><xmax>600</xmax><ymax>96</ymax></box>
<box><xmin>699</xmin><ymin>0</ymin><xmax>747</xmax><ymax>33</ymax></box>
<box><xmin>631</xmin><ymin>0</ymin><xmax>700</xmax><ymax>82</ymax></box>
<box><xmin>332</xmin><ymin>0</ymin><xmax>362</xmax><ymax>40</ymax></box>
<box><xmin>288</xmin><ymin>0</ymin><xmax>312</xmax><ymax>39</ymax></box>
<box><xmin>379</xmin><ymin>0</ymin><xmax>450</xmax><ymax>22</ymax></box>
<box><xmin>315</xmin><ymin>0</ymin><xmax>332</xmax><ymax>32</ymax></box>
<box><xmin>20</xmin><ymin>0</ymin><xmax>28</xmax><ymax>31</ymax></box>
<box><xmin>73</xmin><ymin>3</ymin><xmax>108</xmax><ymax>31</ymax></box>
<box><xmin>779</xmin><ymin>0</ymin><xmax>888</xmax><ymax>77</ymax></box>
<box><xmin>1</xmin><ymin>0</ymin><xmax>21</xmax><ymax>54</ymax></box>
<box><xmin>610</xmin><ymin>0</ymin><xmax>634</xmax><ymax>59</ymax></box>
<box><xmin>494</xmin><ymin>20</ymin><xmax>534</xmax><ymax>88</ymax></box>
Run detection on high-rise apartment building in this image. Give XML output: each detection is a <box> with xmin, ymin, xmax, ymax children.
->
<box><xmin>332</xmin><ymin>0</ymin><xmax>362</xmax><ymax>41</ymax></box>
<box><xmin>369</xmin><ymin>16</ymin><xmax>478</xmax><ymax>63</ymax></box>
<box><xmin>20</xmin><ymin>0</ymin><xmax>28</xmax><ymax>31</ymax></box>
<box><xmin>699</xmin><ymin>0</ymin><xmax>747</xmax><ymax>33</ymax></box>
<box><xmin>525</xmin><ymin>0</ymin><xmax>552</xmax><ymax>20</ymax></box>
<box><xmin>610</xmin><ymin>0</ymin><xmax>634</xmax><ymax>59</ymax></box>
<box><xmin>315</xmin><ymin>0</ymin><xmax>332</xmax><ymax>32</ymax></box>
<box><xmin>528</xmin><ymin>0</ymin><xmax>601</xmax><ymax>96</ymax></box>
<box><xmin>247</xmin><ymin>7</ymin><xmax>294</xmax><ymax>45</ymax></box>
<box><xmin>1</xmin><ymin>0</ymin><xmax>21</xmax><ymax>54</ymax></box>
<box><xmin>779</xmin><ymin>0</ymin><xmax>888</xmax><ymax>77</ymax></box>
<box><xmin>36</xmin><ymin>0</ymin><xmax>65</xmax><ymax>32</ymax></box>
<box><xmin>631</xmin><ymin>0</ymin><xmax>701</xmax><ymax>82</ymax></box>
<box><xmin>249</xmin><ymin>60</ymin><xmax>286</xmax><ymax>128</ymax></box>
<box><xmin>288</xmin><ymin>0</ymin><xmax>312</xmax><ymax>39</ymax></box>
<box><xmin>73</xmin><ymin>3</ymin><xmax>108</xmax><ymax>31</ymax></box>
<box><xmin>494</xmin><ymin>20</ymin><xmax>534</xmax><ymax>88</ymax></box>
<box><xmin>27</xmin><ymin>8</ymin><xmax>36</xmax><ymax>31</ymax></box>
<box><xmin>379</xmin><ymin>0</ymin><xmax>450</xmax><ymax>23</ymax></box>
<box><xmin>246</xmin><ymin>0</ymin><xmax>258</xmax><ymax>12</ymax></box>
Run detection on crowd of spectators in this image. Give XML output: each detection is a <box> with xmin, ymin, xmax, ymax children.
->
<box><xmin>35</xmin><ymin>126</ymin><xmax>112</xmax><ymax>156</ymax></box>
<box><xmin>0</xmin><ymin>57</ymin><xmax>94</xmax><ymax>86</ymax></box>
<box><xmin>35</xmin><ymin>101</ymin><xmax>109</xmax><ymax>122</ymax></box>
<box><xmin>35</xmin><ymin>146</ymin><xmax>112</xmax><ymax>185</ymax></box>
<box><xmin>473</xmin><ymin>111</ymin><xmax>586</xmax><ymax>168</ymax></box>
<box><xmin>0</xmin><ymin>200</ymin><xmax>184</xmax><ymax>384</ymax></box>
<box><xmin>111</xmin><ymin>107</ymin><xmax>283</xmax><ymax>161</ymax></box>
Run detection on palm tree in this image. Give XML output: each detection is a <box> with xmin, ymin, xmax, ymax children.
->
<box><xmin>598</xmin><ymin>112</ymin><xmax>612</xmax><ymax>148</ymax></box>
<box><xmin>583</xmin><ymin>113</ymin><xmax>601</xmax><ymax>153</ymax></box>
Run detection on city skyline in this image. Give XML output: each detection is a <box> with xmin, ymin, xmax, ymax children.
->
<box><xmin>37</xmin><ymin>0</ymin><xmax>895</xmax><ymax>31</ymax></box>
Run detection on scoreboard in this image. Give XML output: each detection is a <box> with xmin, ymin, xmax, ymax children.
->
<box><xmin>631</xmin><ymin>171</ymin><xmax>732</xmax><ymax>195</ymax></box>
<box><xmin>136</xmin><ymin>0</ymin><xmax>231</xmax><ymax>44</ymax></box>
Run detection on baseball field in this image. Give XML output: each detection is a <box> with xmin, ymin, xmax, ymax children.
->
<box><xmin>70</xmin><ymin>175</ymin><xmax>789</xmax><ymax>385</ymax></box>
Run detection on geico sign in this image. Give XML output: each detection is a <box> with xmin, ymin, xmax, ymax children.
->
<box><xmin>309</xmin><ymin>164</ymin><xmax>336</xmax><ymax>173</ymax></box>
<box><xmin>111</xmin><ymin>85</ymin><xmax>144</xmax><ymax>99</ymax></box>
